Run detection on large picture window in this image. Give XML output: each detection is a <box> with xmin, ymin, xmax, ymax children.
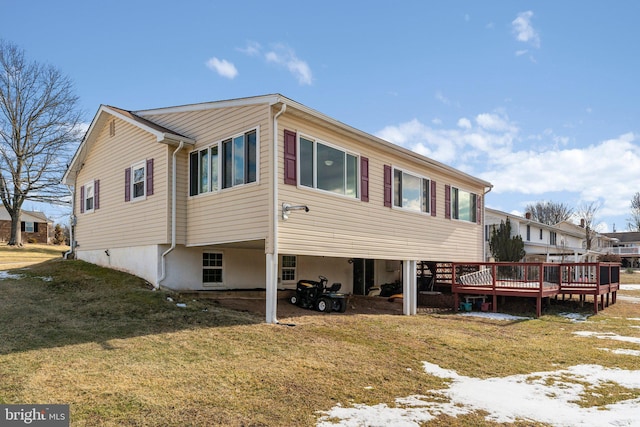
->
<box><xmin>190</xmin><ymin>129</ymin><xmax>256</xmax><ymax>196</ymax></box>
<box><xmin>393</xmin><ymin>168</ymin><xmax>430</xmax><ymax>213</ymax></box>
<box><xmin>299</xmin><ymin>136</ymin><xmax>358</xmax><ymax>198</ymax></box>
<box><xmin>451</xmin><ymin>187</ymin><xmax>477</xmax><ymax>222</ymax></box>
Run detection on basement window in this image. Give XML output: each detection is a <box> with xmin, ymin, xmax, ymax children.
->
<box><xmin>281</xmin><ymin>255</ymin><xmax>297</xmax><ymax>282</ymax></box>
<box><xmin>203</xmin><ymin>252</ymin><xmax>223</xmax><ymax>286</ymax></box>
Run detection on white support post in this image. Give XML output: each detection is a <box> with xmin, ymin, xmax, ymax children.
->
<box><xmin>265</xmin><ymin>253</ymin><xmax>278</xmax><ymax>324</ymax></box>
<box><xmin>403</xmin><ymin>260</ymin><xmax>417</xmax><ymax>315</ymax></box>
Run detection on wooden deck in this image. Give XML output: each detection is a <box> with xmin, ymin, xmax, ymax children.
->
<box><xmin>451</xmin><ymin>262</ymin><xmax>620</xmax><ymax>317</ymax></box>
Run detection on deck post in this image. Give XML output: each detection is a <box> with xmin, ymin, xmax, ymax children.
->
<box><xmin>403</xmin><ymin>260</ymin><xmax>417</xmax><ymax>315</ymax></box>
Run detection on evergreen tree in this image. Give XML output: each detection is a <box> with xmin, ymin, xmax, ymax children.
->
<box><xmin>489</xmin><ymin>218</ymin><xmax>526</xmax><ymax>262</ymax></box>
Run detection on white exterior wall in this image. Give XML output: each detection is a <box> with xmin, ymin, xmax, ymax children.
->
<box><xmin>77</xmin><ymin>245</ymin><xmax>160</xmax><ymax>285</ymax></box>
<box><xmin>164</xmin><ymin>248</ymin><xmax>360</xmax><ymax>293</ymax></box>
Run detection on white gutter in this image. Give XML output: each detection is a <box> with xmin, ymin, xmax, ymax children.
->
<box><xmin>266</xmin><ymin>102</ymin><xmax>286</xmax><ymax>324</ymax></box>
<box><xmin>64</xmin><ymin>185</ymin><xmax>75</xmax><ymax>259</ymax></box>
<box><xmin>158</xmin><ymin>141</ymin><xmax>185</xmax><ymax>289</ymax></box>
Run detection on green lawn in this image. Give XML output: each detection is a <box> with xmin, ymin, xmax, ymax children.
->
<box><xmin>0</xmin><ymin>257</ymin><xmax>638</xmax><ymax>426</ymax></box>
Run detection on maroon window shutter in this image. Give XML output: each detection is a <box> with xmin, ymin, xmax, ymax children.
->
<box><xmin>284</xmin><ymin>130</ymin><xmax>297</xmax><ymax>185</ymax></box>
<box><xmin>360</xmin><ymin>156</ymin><xmax>369</xmax><ymax>202</ymax></box>
<box><xmin>94</xmin><ymin>180</ymin><xmax>100</xmax><ymax>210</ymax></box>
<box><xmin>80</xmin><ymin>185</ymin><xmax>85</xmax><ymax>213</ymax></box>
<box><xmin>476</xmin><ymin>194</ymin><xmax>482</xmax><ymax>225</ymax></box>
<box><xmin>383</xmin><ymin>165</ymin><xmax>392</xmax><ymax>207</ymax></box>
<box><xmin>125</xmin><ymin>168</ymin><xmax>131</xmax><ymax>202</ymax></box>
<box><xmin>445</xmin><ymin>184</ymin><xmax>451</xmax><ymax>219</ymax></box>
<box><xmin>146</xmin><ymin>158</ymin><xmax>154</xmax><ymax>196</ymax></box>
<box><xmin>34</xmin><ymin>222</ymin><xmax>39</xmax><ymax>233</ymax></box>
<box><xmin>430</xmin><ymin>180</ymin><xmax>436</xmax><ymax>217</ymax></box>
<box><xmin>21</xmin><ymin>221</ymin><xmax>25</xmax><ymax>232</ymax></box>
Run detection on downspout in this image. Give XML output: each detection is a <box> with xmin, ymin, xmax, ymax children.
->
<box><xmin>266</xmin><ymin>102</ymin><xmax>286</xmax><ymax>324</ymax></box>
<box><xmin>158</xmin><ymin>140</ymin><xmax>185</xmax><ymax>289</ymax></box>
<box><xmin>63</xmin><ymin>184</ymin><xmax>75</xmax><ymax>259</ymax></box>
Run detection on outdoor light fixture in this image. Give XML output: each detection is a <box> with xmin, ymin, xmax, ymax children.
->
<box><xmin>282</xmin><ymin>202</ymin><xmax>309</xmax><ymax>221</ymax></box>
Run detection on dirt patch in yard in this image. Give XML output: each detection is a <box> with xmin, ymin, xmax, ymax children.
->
<box><xmin>200</xmin><ymin>293</ymin><xmax>452</xmax><ymax>322</ymax></box>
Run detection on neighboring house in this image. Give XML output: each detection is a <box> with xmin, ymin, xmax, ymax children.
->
<box><xmin>63</xmin><ymin>94</ymin><xmax>492</xmax><ymax>322</ymax></box>
<box><xmin>0</xmin><ymin>208</ymin><xmax>52</xmax><ymax>244</ymax></box>
<box><xmin>485</xmin><ymin>208</ymin><xmax>613</xmax><ymax>262</ymax></box>
<box><xmin>554</xmin><ymin>220</ymin><xmax>614</xmax><ymax>262</ymax></box>
<box><xmin>603</xmin><ymin>232</ymin><xmax>640</xmax><ymax>268</ymax></box>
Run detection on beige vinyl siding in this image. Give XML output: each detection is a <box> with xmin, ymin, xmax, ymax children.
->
<box><xmin>143</xmin><ymin>104</ymin><xmax>272</xmax><ymax>246</ymax></box>
<box><xmin>75</xmin><ymin>116</ymin><xmax>170</xmax><ymax>250</ymax></box>
<box><xmin>277</xmin><ymin>113</ymin><xmax>485</xmax><ymax>261</ymax></box>
<box><xmin>172</xmin><ymin>149</ymin><xmax>189</xmax><ymax>244</ymax></box>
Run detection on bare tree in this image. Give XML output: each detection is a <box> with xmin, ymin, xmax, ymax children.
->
<box><xmin>524</xmin><ymin>201</ymin><xmax>573</xmax><ymax>225</ymax></box>
<box><xmin>628</xmin><ymin>192</ymin><xmax>640</xmax><ymax>232</ymax></box>
<box><xmin>576</xmin><ymin>201</ymin><xmax>601</xmax><ymax>251</ymax></box>
<box><xmin>0</xmin><ymin>40</ymin><xmax>82</xmax><ymax>245</ymax></box>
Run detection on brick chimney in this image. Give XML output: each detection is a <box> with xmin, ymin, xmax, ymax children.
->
<box><xmin>525</xmin><ymin>212</ymin><xmax>531</xmax><ymax>220</ymax></box>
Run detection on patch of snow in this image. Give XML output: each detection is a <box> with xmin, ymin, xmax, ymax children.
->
<box><xmin>318</xmin><ymin>363</ymin><xmax>640</xmax><ymax>426</ymax></box>
<box><xmin>598</xmin><ymin>347</ymin><xmax>640</xmax><ymax>357</ymax></box>
<box><xmin>573</xmin><ymin>331</ymin><xmax>640</xmax><ymax>345</ymax></box>
<box><xmin>558</xmin><ymin>312</ymin><xmax>590</xmax><ymax>322</ymax></box>
<box><xmin>176</xmin><ymin>303</ymin><xmax>187</xmax><ymax>308</ymax></box>
<box><xmin>620</xmin><ymin>284</ymin><xmax>640</xmax><ymax>290</ymax></box>
<box><xmin>0</xmin><ymin>271</ymin><xmax>23</xmax><ymax>280</ymax></box>
<box><xmin>457</xmin><ymin>312</ymin><xmax>530</xmax><ymax>321</ymax></box>
<box><xmin>38</xmin><ymin>276</ymin><xmax>53</xmax><ymax>282</ymax></box>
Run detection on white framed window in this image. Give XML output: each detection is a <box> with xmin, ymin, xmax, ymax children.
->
<box><xmin>393</xmin><ymin>168</ymin><xmax>430</xmax><ymax>213</ymax></box>
<box><xmin>451</xmin><ymin>187</ymin><xmax>477</xmax><ymax>222</ymax></box>
<box><xmin>202</xmin><ymin>252</ymin><xmax>223</xmax><ymax>286</ymax></box>
<box><xmin>24</xmin><ymin>221</ymin><xmax>34</xmax><ymax>233</ymax></box>
<box><xmin>84</xmin><ymin>181</ymin><xmax>95</xmax><ymax>213</ymax></box>
<box><xmin>299</xmin><ymin>135</ymin><xmax>359</xmax><ymax>198</ymax></box>
<box><xmin>281</xmin><ymin>255</ymin><xmax>297</xmax><ymax>282</ymax></box>
<box><xmin>190</xmin><ymin>128</ymin><xmax>257</xmax><ymax>196</ymax></box>
<box><xmin>131</xmin><ymin>161</ymin><xmax>146</xmax><ymax>200</ymax></box>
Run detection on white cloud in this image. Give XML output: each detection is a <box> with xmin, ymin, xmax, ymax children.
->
<box><xmin>236</xmin><ymin>41</ymin><xmax>313</xmax><ymax>85</ymax></box>
<box><xmin>475</xmin><ymin>113</ymin><xmax>516</xmax><ymax>132</ymax></box>
<box><xmin>515</xmin><ymin>49</ymin><xmax>528</xmax><ymax>56</ymax></box>
<box><xmin>512</xmin><ymin>11</ymin><xmax>540</xmax><ymax>48</ymax></box>
<box><xmin>435</xmin><ymin>91</ymin><xmax>451</xmax><ymax>105</ymax></box>
<box><xmin>457</xmin><ymin>118</ymin><xmax>472</xmax><ymax>129</ymax></box>
<box><xmin>480</xmin><ymin>132</ymin><xmax>640</xmax><ymax>220</ymax></box>
<box><xmin>205</xmin><ymin>57</ymin><xmax>238</xmax><ymax>79</ymax></box>
<box><xmin>377</xmin><ymin>111</ymin><xmax>639</xmax><ymax>226</ymax></box>
<box><xmin>236</xmin><ymin>41</ymin><xmax>261</xmax><ymax>57</ymax></box>
<box><xmin>431</xmin><ymin>118</ymin><xmax>443</xmax><ymax>125</ymax></box>
<box><xmin>265</xmin><ymin>44</ymin><xmax>313</xmax><ymax>85</ymax></box>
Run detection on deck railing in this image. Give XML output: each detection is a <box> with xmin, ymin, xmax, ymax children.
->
<box><xmin>451</xmin><ymin>262</ymin><xmax>620</xmax><ymax>317</ymax></box>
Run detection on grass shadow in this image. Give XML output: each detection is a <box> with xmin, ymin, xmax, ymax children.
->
<box><xmin>0</xmin><ymin>259</ymin><xmax>261</xmax><ymax>355</ymax></box>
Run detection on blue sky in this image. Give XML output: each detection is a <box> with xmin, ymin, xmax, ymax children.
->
<box><xmin>3</xmin><ymin>1</ymin><xmax>639</xmax><ymax>231</ymax></box>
